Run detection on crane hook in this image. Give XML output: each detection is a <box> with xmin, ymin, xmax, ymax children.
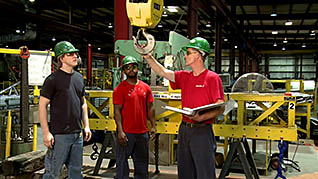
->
<box><xmin>132</xmin><ymin>28</ymin><xmax>155</xmax><ymax>55</ymax></box>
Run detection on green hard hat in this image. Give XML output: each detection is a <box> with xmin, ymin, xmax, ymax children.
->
<box><xmin>182</xmin><ymin>37</ymin><xmax>210</xmax><ymax>53</ymax></box>
<box><xmin>54</xmin><ymin>41</ymin><xmax>79</xmax><ymax>58</ymax></box>
<box><xmin>121</xmin><ymin>56</ymin><xmax>138</xmax><ymax>69</ymax></box>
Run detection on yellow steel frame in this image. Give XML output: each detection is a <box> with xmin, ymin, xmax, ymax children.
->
<box><xmin>85</xmin><ymin>90</ymin><xmax>306</xmax><ymax>167</ymax></box>
<box><xmin>86</xmin><ymin>90</ymin><xmax>300</xmax><ymax>140</ymax></box>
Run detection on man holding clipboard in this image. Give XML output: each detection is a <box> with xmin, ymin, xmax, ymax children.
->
<box><xmin>143</xmin><ymin>37</ymin><xmax>225</xmax><ymax>179</ymax></box>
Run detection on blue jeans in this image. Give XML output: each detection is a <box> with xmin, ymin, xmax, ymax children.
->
<box><xmin>43</xmin><ymin>133</ymin><xmax>83</xmax><ymax>179</ymax></box>
<box><xmin>115</xmin><ymin>133</ymin><xmax>149</xmax><ymax>179</ymax></box>
<box><xmin>178</xmin><ymin>122</ymin><xmax>216</xmax><ymax>179</ymax></box>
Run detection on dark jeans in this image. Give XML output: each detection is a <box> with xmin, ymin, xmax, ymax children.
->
<box><xmin>178</xmin><ymin>122</ymin><xmax>216</xmax><ymax>179</ymax></box>
<box><xmin>43</xmin><ymin>133</ymin><xmax>83</xmax><ymax>179</ymax></box>
<box><xmin>115</xmin><ymin>132</ymin><xmax>149</xmax><ymax>179</ymax></box>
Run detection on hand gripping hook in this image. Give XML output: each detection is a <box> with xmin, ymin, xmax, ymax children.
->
<box><xmin>132</xmin><ymin>28</ymin><xmax>156</xmax><ymax>55</ymax></box>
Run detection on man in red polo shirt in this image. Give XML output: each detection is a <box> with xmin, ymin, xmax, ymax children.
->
<box><xmin>143</xmin><ymin>37</ymin><xmax>225</xmax><ymax>179</ymax></box>
<box><xmin>113</xmin><ymin>56</ymin><xmax>156</xmax><ymax>179</ymax></box>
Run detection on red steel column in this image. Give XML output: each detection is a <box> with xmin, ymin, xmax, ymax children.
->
<box><xmin>114</xmin><ymin>0</ymin><xmax>131</xmax><ymax>67</ymax></box>
<box><xmin>88</xmin><ymin>44</ymin><xmax>92</xmax><ymax>85</ymax></box>
<box><xmin>187</xmin><ymin>0</ymin><xmax>198</xmax><ymax>39</ymax></box>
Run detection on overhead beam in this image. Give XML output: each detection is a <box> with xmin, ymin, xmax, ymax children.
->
<box><xmin>211</xmin><ymin>0</ymin><xmax>258</xmax><ymax>54</ymax></box>
<box><xmin>235</xmin><ymin>13</ymin><xmax>318</xmax><ymax>21</ymax></box>
<box><xmin>225</xmin><ymin>0</ymin><xmax>317</xmax><ymax>6</ymax></box>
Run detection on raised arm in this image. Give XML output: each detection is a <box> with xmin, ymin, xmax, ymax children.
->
<box><xmin>143</xmin><ymin>54</ymin><xmax>175</xmax><ymax>82</ymax></box>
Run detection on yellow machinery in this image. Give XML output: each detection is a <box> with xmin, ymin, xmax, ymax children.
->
<box><xmin>0</xmin><ymin>48</ymin><xmax>52</xmax><ymax>159</ymax></box>
<box><xmin>126</xmin><ymin>0</ymin><xmax>163</xmax><ymax>28</ymax></box>
<box><xmin>86</xmin><ymin>89</ymin><xmax>304</xmax><ymax>174</ymax></box>
<box><xmin>126</xmin><ymin>0</ymin><xmax>164</xmax><ymax>54</ymax></box>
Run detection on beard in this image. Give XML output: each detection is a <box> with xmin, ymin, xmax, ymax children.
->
<box><xmin>126</xmin><ymin>72</ymin><xmax>137</xmax><ymax>78</ymax></box>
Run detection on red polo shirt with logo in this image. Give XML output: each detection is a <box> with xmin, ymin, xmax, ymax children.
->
<box><xmin>113</xmin><ymin>80</ymin><xmax>154</xmax><ymax>133</ymax></box>
<box><xmin>170</xmin><ymin>70</ymin><xmax>225</xmax><ymax>124</ymax></box>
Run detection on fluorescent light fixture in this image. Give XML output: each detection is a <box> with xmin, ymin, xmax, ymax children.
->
<box><xmin>108</xmin><ymin>23</ymin><xmax>113</xmax><ymax>28</ymax></box>
<box><xmin>273</xmin><ymin>42</ymin><xmax>277</xmax><ymax>46</ymax></box>
<box><xmin>167</xmin><ymin>6</ymin><xmax>178</xmax><ymax>13</ymax></box>
<box><xmin>302</xmin><ymin>43</ymin><xmax>306</xmax><ymax>48</ymax></box>
<box><xmin>272</xmin><ymin>30</ymin><xmax>278</xmax><ymax>34</ymax></box>
<box><xmin>271</xmin><ymin>10</ymin><xmax>277</xmax><ymax>17</ymax></box>
<box><xmin>282</xmin><ymin>47</ymin><xmax>286</xmax><ymax>51</ymax></box>
<box><xmin>285</xmin><ymin>20</ymin><xmax>292</xmax><ymax>26</ymax></box>
<box><xmin>52</xmin><ymin>37</ymin><xmax>56</xmax><ymax>41</ymax></box>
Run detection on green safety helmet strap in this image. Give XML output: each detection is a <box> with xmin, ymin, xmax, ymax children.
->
<box><xmin>182</xmin><ymin>37</ymin><xmax>210</xmax><ymax>53</ymax></box>
<box><xmin>54</xmin><ymin>41</ymin><xmax>79</xmax><ymax>58</ymax></box>
<box><xmin>120</xmin><ymin>56</ymin><xmax>138</xmax><ymax>69</ymax></box>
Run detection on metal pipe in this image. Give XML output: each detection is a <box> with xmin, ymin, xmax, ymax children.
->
<box><xmin>5</xmin><ymin>110</ymin><xmax>12</xmax><ymax>159</ymax></box>
<box><xmin>88</xmin><ymin>44</ymin><xmax>92</xmax><ymax>86</ymax></box>
<box><xmin>33</xmin><ymin>124</ymin><xmax>37</xmax><ymax>151</ymax></box>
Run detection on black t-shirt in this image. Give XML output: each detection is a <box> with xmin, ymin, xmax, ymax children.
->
<box><xmin>41</xmin><ymin>69</ymin><xmax>85</xmax><ymax>134</ymax></box>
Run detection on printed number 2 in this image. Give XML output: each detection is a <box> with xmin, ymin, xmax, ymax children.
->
<box><xmin>289</xmin><ymin>103</ymin><xmax>295</xmax><ymax>110</ymax></box>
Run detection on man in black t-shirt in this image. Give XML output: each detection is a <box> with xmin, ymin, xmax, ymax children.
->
<box><xmin>39</xmin><ymin>41</ymin><xmax>92</xmax><ymax>179</ymax></box>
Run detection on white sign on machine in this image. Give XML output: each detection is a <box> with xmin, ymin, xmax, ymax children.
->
<box><xmin>28</xmin><ymin>52</ymin><xmax>52</xmax><ymax>86</ymax></box>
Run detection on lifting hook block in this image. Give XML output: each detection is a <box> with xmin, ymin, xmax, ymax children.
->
<box><xmin>132</xmin><ymin>28</ymin><xmax>155</xmax><ymax>55</ymax></box>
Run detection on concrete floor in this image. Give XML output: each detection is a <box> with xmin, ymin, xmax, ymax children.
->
<box><xmin>36</xmin><ymin>126</ymin><xmax>318</xmax><ymax>179</ymax></box>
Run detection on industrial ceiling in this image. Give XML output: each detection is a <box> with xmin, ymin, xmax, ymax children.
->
<box><xmin>0</xmin><ymin>0</ymin><xmax>317</xmax><ymax>56</ymax></box>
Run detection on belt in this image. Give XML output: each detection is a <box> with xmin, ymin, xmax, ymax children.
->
<box><xmin>181</xmin><ymin>121</ymin><xmax>210</xmax><ymax>128</ymax></box>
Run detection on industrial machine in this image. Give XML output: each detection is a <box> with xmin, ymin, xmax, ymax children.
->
<box><xmin>0</xmin><ymin>48</ymin><xmax>51</xmax><ymax>166</ymax></box>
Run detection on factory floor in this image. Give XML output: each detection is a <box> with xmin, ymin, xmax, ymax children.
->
<box><xmin>36</xmin><ymin>126</ymin><xmax>318</xmax><ymax>179</ymax></box>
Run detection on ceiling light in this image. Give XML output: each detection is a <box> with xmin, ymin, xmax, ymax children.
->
<box><xmin>206</xmin><ymin>22</ymin><xmax>211</xmax><ymax>28</ymax></box>
<box><xmin>5</xmin><ymin>45</ymin><xmax>8</xmax><ymax>48</ymax></box>
<box><xmin>98</xmin><ymin>47</ymin><xmax>101</xmax><ymax>50</ymax></box>
<box><xmin>52</xmin><ymin>37</ymin><xmax>56</xmax><ymax>41</ymax></box>
<box><xmin>234</xmin><ymin>45</ymin><xmax>237</xmax><ymax>49</ymax></box>
<box><xmin>310</xmin><ymin>33</ymin><xmax>315</xmax><ymax>36</ymax></box>
<box><xmin>273</xmin><ymin>42</ymin><xmax>277</xmax><ymax>46</ymax></box>
<box><xmin>285</xmin><ymin>20</ymin><xmax>292</xmax><ymax>26</ymax></box>
<box><xmin>167</xmin><ymin>6</ymin><xmax>178</xmax><ymax>13</ymax></box>
<box><xmin>271</xmin><ymin>10</ymin><xmax>277</xmax><ymax>17</ymax></box>
<box><xmin>197</xmin><ymin>32</ymin><xmax>199</xmax><ymax>35</ymax></box>
<box><xmin>302</xmin><ymin>43</ymin><xmax>306</xmax><ymax>48</ymax></box>
<box><xmin>158</xmin><ymin>23</ymin><xmax>163</xmax><ymax>28</ymax></box>
<box><xmin>282</xmin><ymin>47</ymin><xmax>286</xmax><ymax>51</ymax></box>
<box><xmin>108</xmin><ymin>23</ymin><xmax>113</xmax><ymax>28</ymax></box>
<box><xmin>283</xmin><ymin>38</ymin><xmax>288</xmax><ymax>43</ymax></box>
<box><xmin>272</xmin><ymin>30</ymin><xmax>278</xmax><ymax>35</ymax></box>
<box><xmin>311</xmin><ymin>30</ymin><xmax>315</xmax><ymax>33</ymax></box>
<box><xmin>29</xmin><ymin>0</ymin><xmax>35</xmax><ymax>2</ymax></box>
<box><xmin>16</xmin><ymin>29</ymin><xmax>20</xmax><ymax>33</ymax></box>
<box><xmin>224</xmin><ymin>38</ymin><xmax>228</xmax><ymax>42</ymax></box>
<box><xmin>213</xmin><ymin>41</ymin><xmax>216</xmax><ymax>46</ymax></box>
<box><xmin>162</xmin><ymin>11</ymin><xmax>168</xmax><ymax>17</ymax></box>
